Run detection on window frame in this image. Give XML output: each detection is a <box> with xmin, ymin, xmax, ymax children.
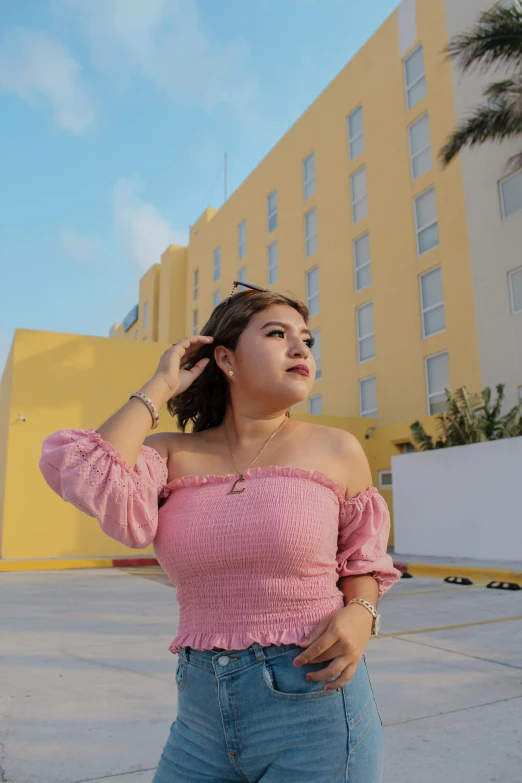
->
<box><xmin>425</xmin><ymin>350</ymin><xmax>450</xmax><ymax>415</ymax></box>
<box><xmin>308</xmin><ymin>394</ymin><xmax>322</xmax><ymax>415</ymax></box>
<box><xmin>143</xmin><ymin>300</ymin><xmax>149</xmax><ymax>331</ymax></box>
<box><xmin>305</xmin><ymin>207</ymin><xmax>317</xmax><ymax>258</ymax></box>
<box><xmin>238</xmin><ymin>220</ymin><xmax>247</xmax><ymax>260</ymax></box>
<box><xmin>419</xmin><ymin>266</ymin><xmax>445</xmax><ymax>338</ymax></box>
<box><xmin>303</xmin><ymin>152</ymin><xmax>316</xmax><ymax>201</ymax></box>
<box><xmin>359</xmin><ymin>375</ymin><xmax>377</xmax><ymax>418</ymax></box>
<box><xmin>268</xmin><ymin>241</ymin><xmax>278</xmax><ymax>285</ymax></box>
<box><xmin>268</xmin><ymin>190</ymin><xmax>277</xmax><ymax>233</ymax></box>
<box><xmin>408</xmin><ymin>112</ymin><xmax>432</xmax><ymax>180</ymax></box>
<box><xmin>348</xmin><ymin>105</ymin><xmax>364</xmax><ymax>161</ymax></box>
<box><xmin>213</xmin><ymin>248</ymin><xmax>221</xmax><ymax>282</ymax></box>
<box><xmin>306</xmin><ymin>265</ymin><xmax>320</xmax><ymax>317</ymax></box>
<box><xmin>404</xmin><ymin>44</ymin><xmax>427</xmax><ymax>110</ymax></box>
<box><xmin>356</xmin><ymin>301</ymin><xmax>375</xmax><ymax>363</ymax></box>
<box><xmin>509</xmin><ymin>267</ymin><xmax>522</xmax><ymax>314</ymax></box>
<box><xmin>353</xmin><ymin>231</ymin><xmax>371</xmax><ymax>292</ymax></box>
<box><xmin>193</xmin><ymin>268</ymin><xmax>199</xmax><ymax>300</ymax></box>
<box><xmin>350</xmin><ymin>166</ymin><xmax>368</xmax><ymax>223</ymax></box>
<box><xmin>500</xmin><ymin>169</ymin><xmax>522</xmax><ymax>219</ymax></box>
<box><xmin>414</xmin><ymin>186</ymin><xmax>439</xmax><ymax>256</ymax></box>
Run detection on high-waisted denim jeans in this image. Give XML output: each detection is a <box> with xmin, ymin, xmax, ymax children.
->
<box><xmin>152</xmin><ymin>642</ymin><xmax>384</xmax><ymax>783</ymax></box>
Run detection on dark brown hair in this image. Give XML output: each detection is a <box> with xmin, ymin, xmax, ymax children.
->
<box><xmin>168</xmin><ymin>289</ymin><xmax>309</xmax><ymax>432</ymax></box>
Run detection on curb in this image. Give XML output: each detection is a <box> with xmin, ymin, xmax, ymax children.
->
<box><xmin>0</xmin><ymin>557</ymin><xmax>160</xmax><ymax>572</ymax></box>
<box><xmin>395</xmin><ymin>561</ymin><xmax>522</xmax><ymax>586</ymax></box>
<box><xmin>1</xmin><ymin>558</ymin><xmax>521</xmax><ymax>587</ymax></box>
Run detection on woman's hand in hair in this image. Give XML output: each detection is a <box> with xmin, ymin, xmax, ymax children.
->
<box><xmin>153</xmin><ymin>335</ymin><xmax>213</xmax><ymax>398</ymax></box>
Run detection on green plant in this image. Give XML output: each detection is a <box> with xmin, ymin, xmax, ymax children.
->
<box><xmin>410</xmin><ymin>384</ymin><xmax>522</xmax><ymax>450</ymax></box>
<box><xmin>440</xmin><ymin>1</ymin><xmax>522</xmax><ymax>174</ymax></box>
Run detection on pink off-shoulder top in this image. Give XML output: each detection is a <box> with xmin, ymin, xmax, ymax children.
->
<box><xmin>39</xmin><ymin>429</ymin><xmax>402</xmax><ymax>654</ymax></box>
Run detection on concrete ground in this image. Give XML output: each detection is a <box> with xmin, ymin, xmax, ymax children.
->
<box><xmin>1</xmin><ymin>566</ymin><xmax>521</xmax><ymax>783</ymax></box>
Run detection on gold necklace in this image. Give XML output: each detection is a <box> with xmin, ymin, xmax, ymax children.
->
<box><xmin>224</xmin><ymin>417</ymin><xmax>287</xmax><ymax>495</ymax></box>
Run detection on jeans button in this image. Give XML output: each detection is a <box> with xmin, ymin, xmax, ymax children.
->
<box><xmin>217</xmin><ymin>656</ymin><xmax>230</xmax><ymax>666</ymax></box>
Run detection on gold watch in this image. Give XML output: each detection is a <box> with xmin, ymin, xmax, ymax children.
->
<box><xmin>348</xmin><ymin>598</ymin><xmax>381</xmax><ymax>636</ymax></box>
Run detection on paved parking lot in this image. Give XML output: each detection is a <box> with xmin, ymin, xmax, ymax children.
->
<box><xmin>1</xmin><ymin>567</ymin><xmax>521</xmax><ymax>783</ymax></box>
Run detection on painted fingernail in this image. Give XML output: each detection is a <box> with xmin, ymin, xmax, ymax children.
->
<box><xmin>305</xmin><ymin>675</ymin><xmax>312</xmax><ymax>681</ymax></box>
<box><xmin>324</xmin><ymin>686</ymin><xmax>331</xmax><ymax>691</ymax></box>
<box><xmin>294</xmin><ymin>659</ymin><xmax>302</xmax><ymax>667</ymax></box>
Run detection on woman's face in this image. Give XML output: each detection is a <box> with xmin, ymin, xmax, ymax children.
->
<box><xmin>223</xmin><ymin>303</ymin><xmax>316</xmax><ymax>410</ymax></box>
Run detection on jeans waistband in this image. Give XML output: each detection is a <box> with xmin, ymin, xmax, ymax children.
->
<box><xmin>178</xmin><ymin>642</ymin><xmax>301</xmax><ymax>673</ymax></box>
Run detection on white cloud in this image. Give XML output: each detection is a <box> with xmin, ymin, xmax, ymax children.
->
<box><xmin>0</xmin><ymin>28</ymin><xmax>96</xmax><ymax>133</ymax></box>
<box><xmin>56</xmin><ymin>0</ymin><xmax>257</xmax><ymax>114</ymax></box>
<box><xmin>113</xmin><ymin>178</ymin><xmax>188</xmax><ymax>271</ymax></box>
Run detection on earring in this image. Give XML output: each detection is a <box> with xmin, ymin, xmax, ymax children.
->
<box><xmin>228</xmin><ymin>370</ymin><xmax>234</xmax><ymax>377</ymax></box>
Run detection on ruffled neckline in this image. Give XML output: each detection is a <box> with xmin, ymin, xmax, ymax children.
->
<box><xmin>161</xmin><ymin>464</ymin><xmax>379</xmax><ymax>507</ymax></box>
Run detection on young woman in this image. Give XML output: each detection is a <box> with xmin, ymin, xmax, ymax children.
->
<box><xmin>39</xmin><ymin>282</ymin><xmax>402</xmax><ymax>783</ymax></box>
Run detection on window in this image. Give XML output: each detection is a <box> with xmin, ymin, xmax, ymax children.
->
<box><xmin>305</xmin><ymin>207</ymin><xmax>317</xmax><ymax>257</ymax></box>
<box><xmin>238</xmin><ymin>265</ymin><xmax>247</xmax><ymax>283</ymax></box>
<box><xmin>404</xmin><ymin>45</ymin><xmax>426</xmax><ymax>109</ymax></box>
<box><xmin>311</xmin><ymin>328</ymin><xmax>321</xmax><ymax>380</ymax></box>
<box><xmin>359</xmin><ymin>376</ymin><xmax>377</xmax><ymax>417</ymax></box>
<box><xmin>193</xmin><ymin>268</ymin><xmax>199</xmax><ymax>300</ymax></box>
<box><xmin>420</xmin><ymin>267</ymin><xmax>445</xmax><ymax>337</ymax></box>
<box><xmin>306</xmin><ymin>266</ymin><xmax>319</xmax><ymax>317</ymax></box>
<box><xmin>143</xmin><ymin>301</ymin><xmax>149</xmax><ymax>330</ymax></box>
<box><xmin>303</xmin><ymin>152</ymin><xmax>316</xmax><ymax>200</ymax></box>
<box><xmin>426</xmin><ymin>351</ymin><xmax>449</xmax><ymax>414</ymax></box>
<box><xmin>378</xmin><ymin>470</ymin><xmax>392</xmax><ymax>490</ymax></box>
<box><xmin>213</xmin><ymin>289</ymin><xmax>220</xmax><ymax>309</ymax></box>
<box><xmin>348</xmin><ymin>106</ymin><xmax>364</xmax><ymax>160</ymax></box>
<box><xmin>238</xmin><ymin>220</ymin><xmax>247</xmax><ymax>259</ymax></box>
<box><xmin>351</xmin><ymin>167</ymin><xmax>368</xmax><ymax>223</ymax></box>
<box><xmin>309</xmin><ymin>394</ymin><xmax>322</xmax><ymax>414</ymax></box>
<box><xmin>268</xmin><ymin>241</ymin><xmax>278</xmax><ymax>284</ymax></box>
<box><xmin>414</xmin><ymin>187</ymin><xmax>439</xmax><ymax>255</ymax></box>
<box><xmin>500</xmin><ymin>169</ymin><xmax>522</xmax><ymax>219</ymax></box>
<box><xmin>192</xmin><ymin>309</ymin><xmax>198</xmax><ymax>336</ymax></box>
<box><xmin>354</xmin><ymin>232</ymin><xmax>371</xmax><ymax>291</ymax></box>
<box><xmin>509</xmin><ymin>267</ymin><xmax>522</xmax><ymax>314</ymax></box>
<box><xmin>409</xmin><ymin>114</ymin><xmax>432</xmax><ymax>179</ymax></box>
<box><xmin>268</xmin><ymin>191</ymin><xmax>277</xmax><ymax>232</ymax></box>
<box><xmin>357</xmin><ymin>302</ymin><xmax>375</xmax><ymax>362</ymax></box>
<box><xmin>213</xmin><ymin>248</ymin><xmax>220</xmax><ymax>282</ymax></box>
<box><xmin>397</xmin><ymin>441</ymin><xmax>415</xmax><ymax>454</ymax></box>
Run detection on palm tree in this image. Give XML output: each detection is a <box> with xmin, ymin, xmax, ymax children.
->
<box><xmin>440</xmin><ymin>1</ymin><xmax>522</xmax><ymax>173</ymax></box>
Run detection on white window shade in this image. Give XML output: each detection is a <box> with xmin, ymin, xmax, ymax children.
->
<box><xmin>307</xmin><ymin>266</ymin><xmax>319</xmax><ymax>316</ymax></box>
<box><xmin>305</xmin><ymin>208</ymin><xmax>317</xmax><ymax>257</ymax></box>
<box><xmin>500</xmin><ymin>170</ymin><xmax>522</xmax><ymax>218</ymax></box>
<box><xmin>303</xmin><ymin>153</ymin><xmax>316</xmax><ymax>200</ymax></box>
<box><xmin>405</xmin><ymin>46</ymin><xmax>426</xmax><ymax>109</ymax></box>
<box><xmin>348</xmin><ymin>106</ymin><xmax>364</xmax><ymax>160</ymax></box>
<box><xmin>426</xmin><ymin>352</ymin><xmax>449</xmax><ymax>414</ymax></box>
<box><xmin>268</xmin><ymin>242</ymin><xmax>278</xmax><ymax>284</ymax></box>
<box><xmin>354</xmin><ymin>232</ymin><xmax>371</xmax><ymax>291</ymax></box>
<box><xmin>409</xmin><ymin>114</ymin><xmax>432</xmax><ymax>179</ymax></box>
<box><xmin>421</xmin><ymin>267</ymin><xmax>445</xmax><ymax>337</ymax></box>
<box><xmin>351</xmin><ymin>167</ymin><xmax>368</xmax><ymax>223</ymax></box>
<box><xmin>360</xmin><ymin>376</ymin><xmax>377</xmax><ymax>417</ymax></box>
<box><xmin>415</xmin><ymin>188</ymin><xmax>439</xmax><ymax>254</ymax></box>
<box><xmin>311</xmin><ymin>328</ymin><xmax>321</xmax><ymax>379</ymax></box>
<box><xmin>509</xmin><ymin>267</ymin><xmax>522</xmax><ymax>313</ymax></box>
<box><xmin>357</xmin><ymin>302</ymin><xmax>375</xmax><ymax>362</ymax></box>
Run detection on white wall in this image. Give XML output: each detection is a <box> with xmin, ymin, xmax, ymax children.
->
<box><xmin>444</xmin><ymin>0</ymin><xmax>522</xmax><ymax>412</ymax></box>
<box><xmin>392</xmin><ymin>437</ymin><xmax>522</xmax><ymax>560</ymax></box>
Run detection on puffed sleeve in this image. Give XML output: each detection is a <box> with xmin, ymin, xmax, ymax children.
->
<box><xmin>336</xmin><ymin>486</ymin><xmax>402</xmax><ymax>598</ymax></box>
<box><xmin>38</xmin><ymin>428</ymin><xmax>168</xmax><ymax>549</ymax></box>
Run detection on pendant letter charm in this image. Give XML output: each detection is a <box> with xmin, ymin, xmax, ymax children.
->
<box><xmin>228</xmin><ymin>475</ymin><xmax>246</xmax><ymax>494</ymax></box>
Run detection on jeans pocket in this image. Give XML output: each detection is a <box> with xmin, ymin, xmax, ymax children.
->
<box><xmin>260</xmin><ymin>648</ymin><xmax>341</xmax><ymax>701</ymax></box>
<box><xmin>175</xmin><ymin>657</ymin><xmax>187</xmax><ymax>691</ymax></box>
<box><xmin>362</xmin><ymin>654</ymin><xmax>383</xmax><ymax>726</ymax></box>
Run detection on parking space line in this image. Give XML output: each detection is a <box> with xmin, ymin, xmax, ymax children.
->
<box><xmin>376</xmin><ymin>614</ymin><xmax>522</xmax><ymax>638</ymax></box>
<box><xmin>386</xmin><ymin>585</ymin><xmax>483</xmax><ymax>597</ymax></box>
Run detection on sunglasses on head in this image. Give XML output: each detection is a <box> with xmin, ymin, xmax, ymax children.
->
<box><xmin>227</xmin><ymin>280</ymin><xmax>268</xmax><ymax>304</ymax></box>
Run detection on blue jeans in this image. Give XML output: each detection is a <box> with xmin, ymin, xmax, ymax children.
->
<box><xmin>152</xmin><ymin>642</ymin><xmax>384</xmax><ymax>782</ymax></box>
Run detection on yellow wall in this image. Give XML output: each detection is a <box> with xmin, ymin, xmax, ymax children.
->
<box><xmin>0</xmin><ymin>342</ymin><xmax>14</xmax><ymax>549</ymax></box>
<box><xmin>0</xmin><ymin>329</ymin><xmax>179</xmax><ymax>560</ymax></box>
<box><xmin>158</xmin><ymin>245</ymin><xmax>188</xmax><ymax>344</ymax></box>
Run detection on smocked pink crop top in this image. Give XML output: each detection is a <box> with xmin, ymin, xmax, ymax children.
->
<box><xmin>39</xmin><ymin>429</ymin><xmax>402</xmax><ymax>654</ymax></box>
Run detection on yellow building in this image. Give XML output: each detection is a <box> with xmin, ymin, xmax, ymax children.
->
<box><xmin>1</xmin><ymin>0</ymin><xmax>521</xmax><ymax>565</ymax></box>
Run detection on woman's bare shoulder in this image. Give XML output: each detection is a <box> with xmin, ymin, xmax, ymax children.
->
<box><xmin>298</xmin><ymin>423</ymin><xmax>372</xmax><ymax>497</ymax></box>
<box><xmin>143</xmin><ymin>431</ymin><xmax>193</xmax><ymax>463</ymax></box>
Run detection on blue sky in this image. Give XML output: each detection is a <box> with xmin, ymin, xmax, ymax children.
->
<box><xmin>0</xmin><ymin>0</ymin><xmax>399</xmax><ymax>378</ymax></box>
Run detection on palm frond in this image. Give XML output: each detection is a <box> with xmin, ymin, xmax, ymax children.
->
<box><xmin>445</xmin><ymin>2</ymin><xmax>522</xmax><ymax>73</ymax></box>
<box><xmin>439</xmin><ymin>102</ymin><xmax>522</xmax><ymax>164</ymax></box>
